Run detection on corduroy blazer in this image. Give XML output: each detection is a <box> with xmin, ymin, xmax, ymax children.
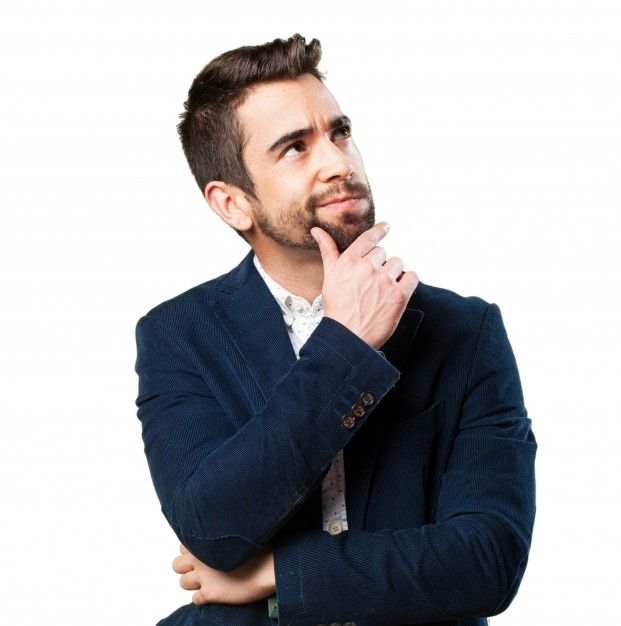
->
<box><xmin>134</xmin><ymin>249</ymin><xmax>537</xmax><ymax>626</ymax></box>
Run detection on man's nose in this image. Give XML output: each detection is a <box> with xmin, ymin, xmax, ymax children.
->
<box><xmin>315</xmin><ymin>136</ymin><xmax>353</xmax><ymax>182</ymax></box>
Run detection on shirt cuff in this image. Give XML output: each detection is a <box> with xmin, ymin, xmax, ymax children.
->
<box><xmin>267</xmin><ymin>594</ymin><xmax>279</xmax><ymax>619</ymax></box>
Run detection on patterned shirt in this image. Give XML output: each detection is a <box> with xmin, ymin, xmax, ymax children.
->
<box><xmin>253</xmin><ymin>253</ymin><xmax>349</xmax><ymax>535</ymax></box>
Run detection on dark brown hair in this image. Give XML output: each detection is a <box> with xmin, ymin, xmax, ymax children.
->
<box><xmin>177</xmin><ymin>33</ymin><xmax>326</xmax><ymax>241</ymax></box>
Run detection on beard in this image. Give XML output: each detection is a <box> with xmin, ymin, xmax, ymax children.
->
<box><xmin>251</xmin><ymin>178</ymin><xmax>376</xmax><ymax>254</ymax></box>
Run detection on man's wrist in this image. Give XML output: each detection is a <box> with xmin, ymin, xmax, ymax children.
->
<box><xmin>259</xmin><ymin>548</ymin><xmax>276</xmax><ymax>597</ymax></box>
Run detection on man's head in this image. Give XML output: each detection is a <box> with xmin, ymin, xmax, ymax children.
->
<box><xmin>178</xmin><ymin>33</ymin><xmax>375</xmax><ymax>254</ymax></box>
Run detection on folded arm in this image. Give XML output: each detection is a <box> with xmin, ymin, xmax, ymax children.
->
<box><xmin>271</xmin><ymin>303</ymin><xmax>537</xmax><ymax>625</ymax></box>
<box><xmin>135</xmin><ymin>313</ymin><xmax>400</xmax><ymax>571</ymax></box>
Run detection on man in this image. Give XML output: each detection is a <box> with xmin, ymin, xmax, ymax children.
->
<box><xmin>134</xmin><ymin>34</ymin><xmax>537</xmax><ymax>626</ymax></box>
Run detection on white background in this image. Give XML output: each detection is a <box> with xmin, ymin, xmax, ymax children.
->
<box><xmin>1</xmin><ymin>1</ymin><xmax>619</xmax><ymax>624</ymax></box>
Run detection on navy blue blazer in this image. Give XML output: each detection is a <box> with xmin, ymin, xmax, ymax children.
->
<box><xmin>134</xmin><ymin>249</ymin><xmax>537</xmax><ymax>626</ymax></box>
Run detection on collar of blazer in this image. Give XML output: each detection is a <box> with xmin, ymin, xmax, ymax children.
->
<box><xmin>210</xmin><ymin>250</ymin><xmax>424</xmax><ymax>403</ymax></box>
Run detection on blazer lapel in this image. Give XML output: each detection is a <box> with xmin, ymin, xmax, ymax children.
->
<box><xmin>211</xmin><ymin>250</ymin><xmax>298</xmax><ymax>402</ymax></box>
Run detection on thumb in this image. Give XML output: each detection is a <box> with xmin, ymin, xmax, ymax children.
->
<box><xmin>310</xmin><ymin>226</ymin><xmax>339</xmax><ymax>271</ymax></box>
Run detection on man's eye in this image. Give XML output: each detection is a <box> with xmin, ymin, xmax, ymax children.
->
<box><xmin>281</xmin><ymin>127</ymin><xmax>351</xmax><ymax>158</ymax></box>
<box><xmin>282</xmin><ymin>142</ymin><xmax>305</xmax><ymax>158</ymax></box>
<box><xmin>333</xmin><ymin>125</ymin><xmax>352</xmax><ymax>139</ymax></box>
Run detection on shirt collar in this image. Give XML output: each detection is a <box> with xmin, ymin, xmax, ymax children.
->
<box><xmin>253</xmin><ymin>254</ymin><xmax>324</xmax><ymax>324</ymax></box>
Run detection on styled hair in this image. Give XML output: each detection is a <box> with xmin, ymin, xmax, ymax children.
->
<box><xmin>177</xmin><ymin>34</ymin><xmax>326</xmax><ymax>242</ymax></box>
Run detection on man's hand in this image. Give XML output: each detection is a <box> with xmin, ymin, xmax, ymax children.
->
<box><xmin>172</xmin><ymin>543</ymin><xmax>276</xmax><ymax>606</ymax></box>
<box><xmin>311</xmin><ymin>222</ymin><xmax>419</xmax><ymax>350</ymax></box>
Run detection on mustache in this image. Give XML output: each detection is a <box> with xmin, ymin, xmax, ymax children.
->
<box><xmin>308</xmin><ymin>179</ymin><xmax>371</xmax><ymax>211</ymax></box>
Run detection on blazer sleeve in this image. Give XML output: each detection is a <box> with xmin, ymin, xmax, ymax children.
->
<box><xmin>134</xmin><ymin>313</ymin><xmax>401</xmax><ymax>571</ymax></box>
<box><xmin>271</xmin><ymin>303</ymin><xmax>538</xmax><ymax>625</ymax></box>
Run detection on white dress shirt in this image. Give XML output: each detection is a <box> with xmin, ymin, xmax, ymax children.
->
<box><xmin>253</xmin><ymin>253</ymin><xmax>348</xmax><ymax>535</ymax></box>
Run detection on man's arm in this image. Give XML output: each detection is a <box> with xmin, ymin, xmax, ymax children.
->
<box><xmin>135</xmin><ymin>311</ymin><xmax>400</xmax><ymax>572</ymax></box>
<box><xmin>173</xmin><ymin>542</ymin><xmax>276</xmax><ymax>605</ymax></box>
<box><xmin>271</xmin><ymin>303</ymin><xmax>537</xmax><ymax>626</ymax></box>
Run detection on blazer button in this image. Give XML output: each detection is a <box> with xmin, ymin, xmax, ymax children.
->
<box><xmin>360</xmin><ymin>391</ymin><xmax>376</xmax><ymax>406</ymax></box>
<box><xmin>341</xmin><ymin>413</ymin><xmax>356</xmax><ymax>429</ymax></box>
<box><xmin>351</xmin><ymin>403</ymin><xmax>365</xmax><ymax>417</ymax></box>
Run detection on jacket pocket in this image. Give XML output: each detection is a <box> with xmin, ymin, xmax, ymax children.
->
<box><xmin>383</xmin><ymin>398</ymin><xmax>444</xmax><ymax>436</ymax></box>
<box><xmin>365</xmin><ymin>399</ymin><xmax>444</xmax><ymax>529</ymax></box>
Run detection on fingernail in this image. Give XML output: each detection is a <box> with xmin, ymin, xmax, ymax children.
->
<box><xmin>383</xmin><ymin>222</ymin><xmax>390</xmax><ymax>232</ymax></box>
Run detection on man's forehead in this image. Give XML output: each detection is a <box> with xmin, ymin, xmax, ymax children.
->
<box><xmin>237</xmin><ymin>76</ymin><xmax>344</xmax><ymax>149</ymax></box>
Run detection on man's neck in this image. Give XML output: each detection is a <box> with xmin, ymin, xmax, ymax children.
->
<box><xmin>252</xmin><ymin>245</ymin><xmax>324</xmax><ymax>304</ymax></box>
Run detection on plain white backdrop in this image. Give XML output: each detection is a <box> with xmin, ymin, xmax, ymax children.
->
<box><xmin>1</xmin><ymin>1</ymin><xmax>619</xmax><ymax>624</ymax></box>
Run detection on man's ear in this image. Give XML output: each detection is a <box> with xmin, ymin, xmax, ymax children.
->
<box><xmin>204</xmin><ymin>181</ymin><xmax>253</xmax><ymax>234</ymax></box>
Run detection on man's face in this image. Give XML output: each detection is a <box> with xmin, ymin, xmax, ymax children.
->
<box><xmin>236</xmin><ymin>73</ymin><xmax>375</xmax><ymax>254</ymax></box>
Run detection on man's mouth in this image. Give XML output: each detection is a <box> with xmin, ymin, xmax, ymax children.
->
<box><xmin>318</xmin><ymin>196</ymin><xmax>362</xmax><ymax>210</ymax></box>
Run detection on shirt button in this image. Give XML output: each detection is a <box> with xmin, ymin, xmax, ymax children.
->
<box><xmin>328</xmin><ymin>521</ymin><xmax>343</xmax><ymax>535</ymax></box>
<box><xmin>351</xmin><ymin>403</ymin><xmax>365</xmax><ymax>417</ymax></box>
<box><xmin>341</xmin><ymin>414</ymin><xmax>356</xmax><ymax>429</ymax></box>
<box><xmin>360</xmin><ymin>391</ymin><xmax>376</xmax><ymax>406</ymax></box>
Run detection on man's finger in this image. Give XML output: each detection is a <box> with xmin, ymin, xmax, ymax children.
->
<box><xmin>310</xmin><ymin>226</ymin><xmax>339</xmax><ymax>272</ymax></box>
<box><xmin>179</xmin><ymin>571</ymin><xmax>201</xmax><ymax>591</ymax></box>
<box><xmin>395</xmin><ymin>270</ymin><xmax>419</xmax><ymax>299</ymax></box>
<box><xmin>382</xmin><ymin>256</ymin><xmax>404</xmax><ymax>281</ymax></box>
<box><xmin>180</xmin><ymin>543</ymin><xmax>189</xmax><ymax>554</ymax></box>
<box><xmin>172</xmin><ymin>554</ymin><xmax>194</xmax><ymax>574</ymax></box>
<box><xmin>192</xmin><ymin>589</ymin><xmax>209</xmax><ymax>605</ymax></box>
<box><xmin>363</xmin><ymin>245</ymin><xmax>387</xmax><ymax>269</ymax></box>
<box><xmin>344</xmin><ymin>222</ymin><xmax>389</xmax><ymax>259</ymax></box>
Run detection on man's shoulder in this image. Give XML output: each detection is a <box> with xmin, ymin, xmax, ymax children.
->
<box><xmin>138</xmin><ymin>252</ymin><xmax>253</xmax><ymax>325</ymax></box>
<box><xmin>140</xmin><ymin>274</ymin><xmax>224</xmax><ymax>321</ymax></box>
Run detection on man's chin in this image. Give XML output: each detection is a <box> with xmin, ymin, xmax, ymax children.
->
<box><xmin>313</xmin><ymin>222</ymin><xmax>373</xmax><ymax>253</ymax></box>
<box><xmin>311</xmin><ymin>213</ymin><xmax>375</xmax><ymax>252</ymax></box>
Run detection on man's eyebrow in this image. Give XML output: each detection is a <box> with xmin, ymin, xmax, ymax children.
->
<box><xmin>266</xmin><ymin>114</ymin><xmax>351</xmax><ymax>155</ymax></box>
